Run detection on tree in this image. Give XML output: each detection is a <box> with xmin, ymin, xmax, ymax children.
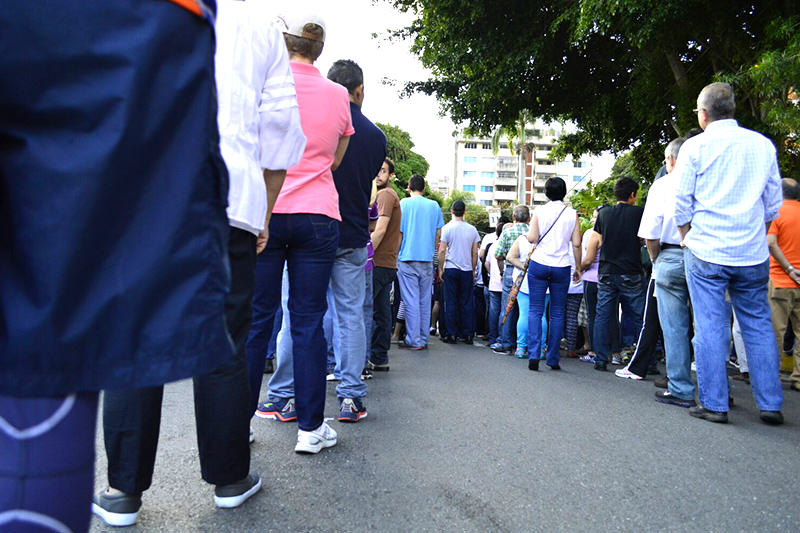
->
<box><xmin>440</xmin><ymin>190</ymin><xmax>490</xmax><ymax>234</ymax></box>
<box><xmin>569</xmin><ymin>152</ymin><xmax>651</xmax><ymax>215</ymax></box>
<box><xmin>376</xmin><ymin>122</ymin><xmax>431</xmax><ymax>200</ymax></box>
<box><xmin>391</xmin><ymin>0</ymin><xmax>800</xmax><ymax>180</ymax></box>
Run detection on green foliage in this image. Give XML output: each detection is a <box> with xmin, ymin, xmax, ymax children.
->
<box><xmin>377</xmin><ymin>122</ymin><xmax>431</xmax><ymax>194</ymax></box>
<box><xmin>440</xmin><ymin>190</ymin><xmax>490</xmax><ymax>233</ymax></box>
<box><xmin>391</xmin><ymin>0</ymin><xmax>800</xmax><ymax>178</ymax></box>
<box><xmin>569</xmin><ymin>152</ymin><xmax>652</xmax><ymax>215</ymax></box>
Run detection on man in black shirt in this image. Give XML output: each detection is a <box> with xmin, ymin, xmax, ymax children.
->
<box><xmin>590</xmin><ymin>177</ymin><xmax>646</xmax><ymax>371</ymax></box>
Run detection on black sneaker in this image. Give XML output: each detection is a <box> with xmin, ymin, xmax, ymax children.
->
<box><xmin>760</xmin><ymin>410</ymin><xmax>784</xmax><ymax>425</ymax></box>
<box><xmin>654</xmin><ymin>389</ymin><xmax>696</xmax><ymax>408</ymax></box>
<box><xmin>459</xmin><ymin>336</ymin><xmax>473</xmax><ymax>345</ymax></box>
<box><xmin>688</xmin><ymin>406</ymin><xmax>728</xmax><ymax>423</ymax></box>
<box><xmin>264</xmin><ymin>358</ymin><xmax>274</xmax><ymax>374</ymax></box>
<box><xmin>92</xmin><ymin>489</ymin><xmax>142</xmax><ymax>527</ymax></box>
<box><xmin>442</xmin><ymin>335</ymin><xmax>457</xmax><ymax>344</ymax></box>
<box><xmin>338</xmin><ymin>397</ymin><xmax>367</xmax><ymax>422</ymax></box>
<box><xmin>367</xmin><ymin>360</ymin><xmax>389</xmax><ymax>372</ymax></box>
<box><xmin>528</xmin><ymin>359</ymin><xmax>539</xmax><ymax>371</ymax></box>
<box><xmin>490</xmin><ymin>343</ymin><xmax>511</xmax><ymax>355</ymax></box>
<box><xmin>361</xmin><ymin>368</ymin><xmax>373</xmax><ymax>380</ymax></box>
<box><xmin>214</xmin><ymin>474</ymin><xmax>262</xmax><ymax>508</ymax></box>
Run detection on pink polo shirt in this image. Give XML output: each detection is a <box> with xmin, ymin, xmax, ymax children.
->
<box><xmin>273</xmin><ymin>61</ymin><xmax>354</xmax><ymax>221</ymax></box>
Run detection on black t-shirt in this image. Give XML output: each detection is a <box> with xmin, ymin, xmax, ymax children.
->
<box><xmin>595</xmin><ymin>203</ymin><xmax>644</xmax><ymax>275</ymax></box>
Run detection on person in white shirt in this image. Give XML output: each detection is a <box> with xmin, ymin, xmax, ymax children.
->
<box><xmin>506</xmin><ymin>234</ymin><xmax>535</xmax><ymax>359</ymax></box>
<box><xmin>94</xmin><ymin>1</ymin><xmax>306</xmax><ymax>526</ymax></box>
<box><xmin>524</xmin><ymin>177</ymin><xmax>582</xmax><ymax>371</ymax></box>
<box><xmin>485</xmin><ymin>224</ymin><xmax>507</xmax><ymax>346</ymax></box>
<box><xmin>674</xmin><ymin>81</ymin><xmax>784</xmax><ymax>425</ymax></box>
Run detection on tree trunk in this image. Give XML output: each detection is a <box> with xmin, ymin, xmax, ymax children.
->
<box><xmin>665</xmin><ymin>51</ymin><xmax>689</xmax><ymax>90</ymax></box>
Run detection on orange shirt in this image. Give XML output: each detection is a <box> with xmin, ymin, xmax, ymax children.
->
<box><xmin>768</xmin><ymin>200</ymin><xmax>800</xmax><ymax>287</ymax></box>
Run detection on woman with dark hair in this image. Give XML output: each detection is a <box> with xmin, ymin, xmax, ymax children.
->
<box><xmin>524</xmin><ymin>178</ymin><xmax>582</xmax><ymax>370</ymax></box>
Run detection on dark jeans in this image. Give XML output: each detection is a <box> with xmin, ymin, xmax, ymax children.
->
<box><xmin>584</xmin><ymin>280</ymin><xmax>621</xmax><ymax>354</ymax></box>
<box><xmin>565</xmin><ymin>293</ymin><xmax>583</xmax><ymax>352</ymax></box>
<box><xmin>370</xmin><ymin>266</ymin><xmax>396</xmax><ymax>365</ymax></box>
<box><xmin>627</xmin><ymin>276</ymin><xmax>663</xmax><ymax>377</ymax></box>
<box><xmin>245</xmin><ymin>214</ymin><xmax>337</xmax><ymax>431</ymax></box>
<box><xmin>474</xmin><ymin>285</ymin><xmax>487</xmax><ymax>335</ymax></box>
<box><xmin>594</xmin><ymin>273</ymin><xmax>645</xmax><ymax>365</ymax></box>
<box><xmin>103</xmin><ymin>227</ymin><xmax>254</xmax><ymax>493</ymax></box>
<box><xmin>443</xmin><ymin>268</ymin><xmax>474</xmax><ymax>338</ymax></box>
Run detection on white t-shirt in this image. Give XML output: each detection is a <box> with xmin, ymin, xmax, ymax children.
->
<box><xmin>512</xmin><ymin>235</ymin><xmax>534</xmax><ymax>294</ymax></box>
<box><xmin>531</xmin><ymin>201</ymin><xmax>577</xmax><ymax>267</ymax></box>
<box><xmin>487</xmin><ymin>241</ymin><xmax>503</xmax><ymax>292</ymax></box>
<box><xmin>638</xmin><ymin>172</ymin><xmax>682</xmax><ymax>245</ymax></box>
<box><xmin>441</xmin><ymin>219</ymin><xmax>481</xmax><ymax>271</ymax></box>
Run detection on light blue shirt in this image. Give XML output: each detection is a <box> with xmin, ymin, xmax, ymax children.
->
<box><xmin>673</xmin><ymin>119</ymin><xmax>782</xmax><ymax>266</ymax></box>
<box><xmin>398</xmin><ymin>195</ymin><xmax>444</xmax><ymax>262</ymax></box>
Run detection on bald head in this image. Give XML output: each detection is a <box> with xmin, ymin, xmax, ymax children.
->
<box><xmin>697</xmin><ymin>82</ymin><xmax>735</xmax><ymax>125</ymax></box>
<box><xmin>782</xmin><ymin>178</ymin><xmax>799</xmax><ymax>200</ymax></box>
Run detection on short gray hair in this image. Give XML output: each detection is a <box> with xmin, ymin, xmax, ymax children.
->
<box><xmin>697</xmin><ymin>82</ymin><xmax>735</xmax><ymax>121</ymax></box>
<box><xmin>513</xmin><ymin>205</ymin><xmax>530</xmax><ymax>223</ymax></box>
<box><xmin>664</xmin><ymin>138</ymin><xmax>685</xmax><ymax>161</ymax></box>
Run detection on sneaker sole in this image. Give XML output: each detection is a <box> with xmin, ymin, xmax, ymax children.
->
<box><xmin>615</xmin><ymin>370</ymin><xmax>643</xmax><ymax>380</ymax></box>
<box><xmin>294</xmin><ymin>436</ymin><xmax>338</xmax><ymax>454</ymax></box>
<box><xmin>338</xmin><ymin>411</ymin><xmax>368</xmax><ymax>423</ymax></box>
<box><xmin>655</xmin><ymin>397</ymin><xmax>695</xmax><ymax>408</ymax></box>
<box><xmin>214</xmin><ymin>478</ymin><xmax>262</xmax><ymax>508</ymax></box>
<box><xmin>254</xmin><ymin>411</ymin><xmax>296</xmax><ymax>422</ymax></box>
<box><xmin>92</xmin><ymin>504</ymin><xmax>139</xmax><ymax>527</ymax></box>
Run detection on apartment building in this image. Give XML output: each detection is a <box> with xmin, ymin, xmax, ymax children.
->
<box><xmin>453</xmin><ymin>124</ymin><xmax>610</xmax><ymax>207</ymax></box>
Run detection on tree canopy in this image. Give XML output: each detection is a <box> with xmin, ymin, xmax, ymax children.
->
<box><xmin>391</xmin><ymin>0</ymin><xmax>800</xmax><ymax>179</ymax></box>
<box><xmin>376</xmin><ymin>121</ymin><xmax>442</xmax><ymax>204</ymax></box>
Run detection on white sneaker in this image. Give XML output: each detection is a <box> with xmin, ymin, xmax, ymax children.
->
<box><xmin>249</xmin><ymin>426</ymin><xmax>255</xmax><ymax>444</ymax></box>
<box><xmin>615</xmin><ymin>367</ymin><xmax>643</xmax><ymax>380</ymax></box>
<box><xmin>294</xmin><ymin>421</ymin><xmax>338</xmax><ymax>454</ymax></box>
<box><xmin>326</xmin><ymin>372</ymin><xmax>339</xmax><ymax>382</ymax></box>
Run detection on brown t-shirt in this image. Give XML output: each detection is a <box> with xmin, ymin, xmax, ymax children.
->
<box><xmin>373</xmin><ymin>187</ymin><xmax>402</xmax><ymax>268</ymax></box>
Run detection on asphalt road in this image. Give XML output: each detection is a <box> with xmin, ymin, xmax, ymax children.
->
<box><xmin>91</xmin><ymin>338</ymin><xmax>800</xmax><ymax>532</ymax></box>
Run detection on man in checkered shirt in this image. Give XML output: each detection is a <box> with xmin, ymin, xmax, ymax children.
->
<box><xmin>674</xmin><ymin>82</ymin><xmax>784</xmax><ymax>425</ymax></box>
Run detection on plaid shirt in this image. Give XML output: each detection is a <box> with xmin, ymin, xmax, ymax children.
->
<box><xmin>494</xmin><ymin>222</ymin><xmax>529</xmax><ymax>265</ymax></box>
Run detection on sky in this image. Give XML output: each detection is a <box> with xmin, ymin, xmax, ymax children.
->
<box><xmin>273</xmin><ymin>0</ymin><xmax>459</xmax><ymax>184</ymax></box>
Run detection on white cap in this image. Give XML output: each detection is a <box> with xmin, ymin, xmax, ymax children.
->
<box><xmin>277</xmin><ymin>11</ymin><xmax>326</xmax><ymax>42</ymax></box>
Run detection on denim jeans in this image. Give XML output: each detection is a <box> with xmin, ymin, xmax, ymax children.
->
<box><xmin>487</xmin><ymin>290</ymin><xmax>502</xmax><ymax>344</ymax></box>
<box><xmin>443</xmin><ymin>268</ymin><xmax>474</xmax><ymax>338</ymax></box>
<box><xmin>397</xmin><ymin>260</ymin><xmax>434</xmax><ymax>347</ymax></box>
<box><xmin>583</xmin><ymin>281</ymin><xmax>621</xmax><ymax>354</ymax></box>
<box><xmin>363</xmin><ymin>269</ymin><xmax>374</xmax><ymax>368</ymax></box>
<box><xmin>653</xmin><ymin>249</ymin><xmax>694</xmax><ymax>400</ymax></box>
<box><xmin>499</xmin><ymin>267</ymin><xmax>518</xmax><ymax>349</ymax></box>
<box><xmin>246</xmin><ymin>213</ymin><xmax>337</xmax><ymax>431</ymax></box>
<box><xmin>370</xmin><ymin>266</ymin><xmax>396</xmax><ymax>365</ymax></box>
<box><xmin>594</xmin><ymin>272</ymin><xmax>645</xmax><ymax>365</ymax></box>
<box><xmin>684</xmin><ymin>250</ymin><xmax>782</xmax><ymax>412</ymax></box>
<box><xmin>267</xmin><ymin>267</ymin><xmax>293</xmax><ymax>401</ymax></box>
<box><xmin>330</xmin><ymin>247</ymin><xmax>368</xmax><ymax>400</ymax></box>
<box><xmin>325</xmin><ymin>285</ymin><xmax>337</xmax><ymax>372</ymax></box>
<box><xmin>528</xmin><ymin>261</ymin><xmax>570</xmax><ymax>366</ymax></box>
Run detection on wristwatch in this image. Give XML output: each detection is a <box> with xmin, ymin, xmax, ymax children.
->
<box><xmin>788</xmin><ymin>265</ymin><xmax>796</xmax><ymax>274</ymax></box>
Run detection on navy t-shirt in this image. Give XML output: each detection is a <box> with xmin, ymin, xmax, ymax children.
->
<box><xmin>332</xmin><ymin>102</ymin><xmax>387</xmax><ymax>249</ymax></box>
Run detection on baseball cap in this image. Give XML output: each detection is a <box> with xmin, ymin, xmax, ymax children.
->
<box><xmin>277</xmin><ymin>11</ymin><xmax>326</xmax><ymax>42</ymax></box>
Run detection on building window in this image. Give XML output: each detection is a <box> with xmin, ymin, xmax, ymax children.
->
<box><xmin>574</xmin><ymin>175</ymin><xmax>583</xmax><ymax>182</ymax></box>
<box><xmin>573</xmin><ymin>161</ymin><xmax>584</xmax><ymax>168</ymax></box>
<box><xmin>463</xmin><ymin>185</ymin><xmax>476</xmax><ymax>192</ymax></box>
<box><xmin>463</xmin><ymin>171</ymin><xmax>477</xmax><ymax>178</ymax></box>
<box><xmin>481</xmin><ymin>200</ymin><xmax>492</xmax><ymax>206</ymax></box>
<box><xmin>499</xmin><ymin>142</ymin><xmax>509</xmax><ymax>149</ymax></box>
<box><xmin>481</xmin><ymin>186</ymin><xmax>494</xmax><ymax>192</ymax></box>
<box><xmin>535</xmin><ymin>159</ymin><xmax>550</xmax><ymax>165</ymax></box>
<box><xmin>481</xmin><ymin>171</ymin><xmax>494</xmax><ymax>179</ymax></box>
<box><xmin>464</xmin><ymin>142</ymin><xmax>477</xmax><ymax>149</ymax></box>
<box><xmin>497</xmin><ymin>171</ymin><xmax>516</xmax><ymax>179</ymax></box>
<box><xmin>482</xmin><ymin>143</ymin><xmax>491</xmax><ymax>150</ymax></box>
<box><xmin>463</xmin><ymin>156</ymin><xmax>477</xmax><ymax>163</ymax></box>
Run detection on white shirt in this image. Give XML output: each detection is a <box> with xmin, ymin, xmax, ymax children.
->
<box><xmin>215</xmin><ymin>0</ymin><xmax>306</xmax><ymax>235</ymax></box>
<box><xmin>531</xmin><ymin>201</ymin><xmax>577</xmax><ymax>267</ymax></box>
<box><xmin>673</xmin><ymin>119</ymin><xmax>782</xmax><ymax>266</ymax></box>
<box><xmin>513</xmin><ymin>235</ymin><xmax>534</xmax><ymax>294</ymax></box>
<box><xmin>488</xmin><ymin>241</ymin><xmax>503</xmax><ymax>292</ymax></box>
<box><xmin>638</xmin><ymin>171</ymin><xmax>681</xmax><ymax>245</ymax></box>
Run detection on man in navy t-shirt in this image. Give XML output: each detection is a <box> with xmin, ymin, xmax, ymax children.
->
<box><xmin>328</xmin><ymin>60</ymin><xmax>387</xmax><ymax>423</ymax></box>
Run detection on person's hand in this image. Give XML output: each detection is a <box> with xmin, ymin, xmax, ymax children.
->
<box><xmin>572</xmin><ymin>270</ymin><xmax>582</xmax><ymax>283</ymax></box>
<box><xmin>789</xmin><ymin>269</ymin><xmax>800</xmax><ymax>286</ymax></box>
<box><xmin>256</xmin><ymin>228</ymin><xmax>268</xmax><ymax>254</ymax></box>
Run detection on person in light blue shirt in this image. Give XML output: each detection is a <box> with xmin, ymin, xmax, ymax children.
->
<box><xmin>397</xmin><ymin>175</ymin><xmax>445</xmax><ymax>348</ymax></box>
<box><xmin>674</xmin><ymin>81</ymin><xmax>784</xmax><ymax>425</ymax></box>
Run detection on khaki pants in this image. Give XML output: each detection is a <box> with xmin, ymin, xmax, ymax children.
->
<box><xmin>768</xmin><ymin>282</ymin><xmax>800</xmax><ymax>385</ymax></box>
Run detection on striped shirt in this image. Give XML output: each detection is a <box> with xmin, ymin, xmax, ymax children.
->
<box><xmin>673</xmin><ymin>119</ymin><xmax>782</xmax><ymax>266</ymax></box>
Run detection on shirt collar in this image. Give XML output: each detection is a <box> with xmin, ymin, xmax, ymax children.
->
<box><xmin>703</xmin><ymin>118</ymin><xmax>738</xmax><ymax>132</ymax></box>
<box><xmin>290</xmin><ymin>61</ymin><xmax>322</xmax><ymax>77</ymax></box>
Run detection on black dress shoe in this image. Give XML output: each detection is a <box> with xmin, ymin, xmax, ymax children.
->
<box><xmin>594</xmin><ymin>362</ymin><xmax>607</xmax><ymax>371</ymax></box>
<box><xmin>548</xmin><ymin>364</ymin><xmax>561</xmax><ymax>370</ymax></box>
<box><xmin>459</xmin><ymin>336</ymin><xmax>473</xmax><ymax>345</ymax></box>
<box><xmin>760</xmin><ymin>410</ymin><xmax>784</xmax><ymax>425</ymax></box>
<box><xmin>654</xmin><ymin>375</ymin><xmax>669</xmax><ymax>389</ymax></box>
<box><xmin>442</xmin><ymin>335</ymin><xmax>457</xmax><ymax>344</ymax></box>
<box><xmin>528</xmin><ymin>359</ymin><xmax>539</xmax><ymax>371</ymax></box>
<box><xmin>688</xmin><ymin>406</ymin><xmax>728</xmax><ymax>423</ymax></box>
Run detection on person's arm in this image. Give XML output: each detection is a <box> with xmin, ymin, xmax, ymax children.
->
<box><xmin>256</xmin><ymin>169</ymin><xmax>287</xmax><ymax>253</ymax></box>
<box><xmin>768</xmin><ymin>233</ymin><xmax>800</xmax><ymax>286</ymax></box>
<box><xmin>506</xmin><ymin>239</ymin><xmax>524</xmax><ymax>271</ymax></box>
<box><xmin>579</xmin><ymin>231</ymin><xmax>600</xmax><ymax>272</ymax></box>
<box><xmin>645</xmin><ymin>239</ymin><xmax>661</xmax><ymax>263</ymax></box>
<box><xmin>371</xmin><ymin>215</ymin><xmax>391</xmax><ymax>250</ymax></box>
<box><xmin>525</xmin><ymin>213</ymin><xmax>540</xmax><ymax>243</ymax></box>
<box><xmin>331</xmin><ymin>136</ymin><xmax>350</xmax><ymax>171</ymax></box>
<box><xmin>437</xmin><ymin>241</ymin><xmax>447</xmax><ymax>279</ymax></box>
<box><xmin>571</xmin><ymin>214</ymin><xmax>582</xmax><ymax>271</ymax></box>
<box><xmin>472</xmin><ymin>241</ymin><xmax>479</xmax><ymax>280</ymax></box>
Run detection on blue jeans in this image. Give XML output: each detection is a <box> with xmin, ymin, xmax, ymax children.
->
<box><xmin>268</xmin><ymin>267</ymin><xmax>293</xmax><ymax>402</ymax></box>
<box><xmin>487</xmin><ymin>290</ymin><xmax>502</xmax><ymax>344</ymax></box>
<box><xmin>363</xmin><ymin>269</ymin><xmax>373</xmax><ymax>369</ymax></box>
<box><xmin>499</xmin><ymin>267</ymin><xmax>518</xmax><ymax>349</ymax></box>
<box><xmin>443</xmin><ymin>268</ymin><xmax>474</xmax><ymax>338</ymax></box>
<box><xmin>654</xmin><ymin>249</ymin><xmax>694</xmax><ymax>400</ymax></box>
<box><xmin>528</xmin><ymin>261</ymin><xmax>570</xmax><ymax>366</ymax></box>
<box><xmin>397</xmin><ymin>260</ymin><xmax>434</xmax><ymax>347</ymax></box>
<box><xmin>330</xmin><ymin>247</ymin><xmax>368</xmax><ymax>400</ymax></box>
<box><xmin>684</xmin><ymin>250</ymin><xmax>783</xmax><ymax>412</ymax></box>
<box><xmin>594</xmin><ymin>273</ymin><xmax>645</xmax><ymax>365</ymax></box>
<box><xmin>246</xmin><ymin>213</ymin><xmax>337</xmax><ymax>432</ymax></box>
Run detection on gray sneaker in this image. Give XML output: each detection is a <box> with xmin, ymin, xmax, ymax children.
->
<box><xmin>214</xmin><ymin>474</ymin><xmax>262</xmax><ymax>508</ymax></box>
<box><xmin>92</xmin><ymin>489</ymin><xmax>142</xmax><ymax>527</ymax></box>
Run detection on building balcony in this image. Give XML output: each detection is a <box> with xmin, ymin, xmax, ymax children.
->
<box><xmin>494</xmin><ymin>190</ymin><xmax>517</xmax><ymax>201</ymax></box>
<box><xmin>533</xmin><ymin>192</ymin><xmax>549</xmax><ymax>204</ymax></box>
<box><xmin>495</xmin><ymin>177</ymin><xmax>518</xmax><ymax>187</ymax></box>
<box><xmin>534</xmin><ymin>163</ymin><xmax>557</xmax><ymax>173</ymax></box>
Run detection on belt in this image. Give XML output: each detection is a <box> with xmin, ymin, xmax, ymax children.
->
<box><xmin>661</xmin><ymin>243</ymin><xmax>681</xmax><ymax>250</ymax></box>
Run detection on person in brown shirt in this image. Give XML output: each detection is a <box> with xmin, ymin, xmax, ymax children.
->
<box><xmin>368</xmin><ymin>158</ymin><xmax>402</xmax><ymax>371</ymax></box>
